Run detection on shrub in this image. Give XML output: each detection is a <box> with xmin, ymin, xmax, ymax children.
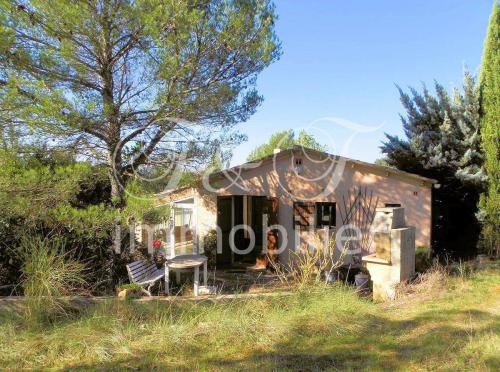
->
<box><xmin>415</xmin><ymin>246</ymin><xmax>432</xmax><ymax>272</ymax></box>
<box><xmin>201</xmin><ymin>229</ymin><xmax>218</xmax><ymax>268</ymax></box>
<box><xmin>0</xmin><ymin>148</ymin><xmax>157</xmax><ymax>295</ymax></box>
<box><xmin>17</xmin><ymin>235</ymin><xmax>87</xmax><ymax>323</ymax></box>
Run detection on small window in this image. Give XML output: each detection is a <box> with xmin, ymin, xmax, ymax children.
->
<box><xmin>385</xmin><ymin>203</ymin><xmax>401</xmax><ymax>208</ymax></box>
<box><xmin>293</xmin><ymin>202</ymin><xmax>314</xmax><ymax>228</ymax></box>
<box><xmin>316</xmin><ymin>202</ymin><xmax>336</xmax><ymax>228</ymax></box>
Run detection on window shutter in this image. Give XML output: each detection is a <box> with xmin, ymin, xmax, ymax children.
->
<box><xmin>293</xmin><ymin>202</ymin><xmax>314</xmax><ymax>228</ymax></box>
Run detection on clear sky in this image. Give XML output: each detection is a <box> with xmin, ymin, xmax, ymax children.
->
<box><xmin>230</xmin><ymin>0</ymin><xmax>493</xmax><ymax>166</ymax></box>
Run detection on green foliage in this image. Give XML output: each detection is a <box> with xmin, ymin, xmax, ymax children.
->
<box><xmin>247</xmin><ymin>129</ymin><xmax>326</xmax><ymax>161</ymax></box>
<box><xmin>141</xmin><ymin>205</ymin><xmax>170</xmax><ymax>225</ymax></box>
<box><xmin>0</xmin><ymin>149</ymin><xmax>97</xmax><ymax>224</ymax></box>
<box><xmin>374</xmin><ymin>158</ymin><xmax>395</xmax><ymax>168</ymax></box>
<box><xmin>381</xmin><ymin>71</ymin><xmax>485</xmax><ymax>258</ymax></box>
<box><xmin>384</xmin><ymin>72</ymin><xmax>485</xmax><ymax>184</ymax></box>
<box><xmin>479</xmin><ymin>2</ymin><xmax>500</xmax><ymax>256</ymax></box>
<box><xmin>201</xmin><ymin>229</ymin><xmax>218</xmax><ymax>268</ymax></box>
<box><xmin>0</xmin><ymin>146</ymin><xmax>155</xmax><ymax>294</ymax></box>
<box><xmin>17</xmin><ymin>235</ymin><xmax>87</xmax><ymax>323</ymax></box>
<box><xmin>415</xmin><ymin>246</ymin><xmax>432</xmax><ymax>273</ymax></box>
<box><xmin>0</xmin><ymin>0</ymin><xmax>280</xmax><ymax>199</ymax></box>
<box><xmin>116</xmin><ymin>283</ymin><xmax>142</xmax><ymax>291</ymax></box>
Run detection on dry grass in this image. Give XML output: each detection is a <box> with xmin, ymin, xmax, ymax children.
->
<box><xmin>394</xmin><ymin>260</ymin><xmax>449</xmax><ymax>302</ymax></box>
<box><xmin>16</xmin><ymin>236</ymin><xmax>87</xmax><ymax>323</ymax></box>
<box><xmin>0</xmin><ymin>262</ymin><xmax>498</xmax><ymax>371</ymax></box>
<box><xmin>271</xmin><ymin>232</ymin><xmax>346</xmax><ymax>289</ymax></box>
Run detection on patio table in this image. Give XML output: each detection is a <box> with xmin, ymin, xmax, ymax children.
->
<box><xmin>164</xmin><ymin>254</ymin><xmax>208</xmax><ymax>296</ymax></box>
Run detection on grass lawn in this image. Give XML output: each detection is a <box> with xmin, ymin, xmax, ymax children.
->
<box><xmin>0</xmin><ymin>264</ymin><xmax>498</xmax><ymax>371</ymax></box>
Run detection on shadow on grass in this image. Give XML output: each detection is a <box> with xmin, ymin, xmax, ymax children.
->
<box><xmin>58</xmin><ymin>307</ymin><xmax>499</xmax><ymax>371</ymax></box>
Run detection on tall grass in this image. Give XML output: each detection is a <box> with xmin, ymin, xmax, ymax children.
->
<box><xmin>271</xmin><ymin>232</ymin><xmax>346</xmax><ymax>289</ymax></box>
<box><xmin>17</xmin><ymin>235</ymin><xmax>87</xmax><ymax>323</ymax></box>
<box><xmin>0</xmin><ymin>263</ymin><xmax>498</xmax><ymax>370</ymax></box>
<box><xmin>0</xmin><ymin>283</ymin><xmax>372</xmax><ymax>369</ymax></box>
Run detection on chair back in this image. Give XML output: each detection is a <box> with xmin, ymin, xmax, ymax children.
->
<box><xmin>126</xmin><ymin>260</ymin><xmax>158</xmax><ymax>283</ymax></box>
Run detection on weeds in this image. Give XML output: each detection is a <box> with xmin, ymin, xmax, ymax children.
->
<box><xmin>394</xmin><ymin>259</ymin><xmax>449</xmax><ymax>301</ymax></box>
<box><xmin>0</xmin><ymin>262</ymin><xmax>498</xmax><ymax>370</ymax></box>
<box><xmin>271</xmin><ymin>232</ymin><xmax>346</xmax><ymax>290</ymax></box>
<box><xmin>16</xmin><ymin>235</ymin><xmax>87</xmax><ymax>323</ymax></box>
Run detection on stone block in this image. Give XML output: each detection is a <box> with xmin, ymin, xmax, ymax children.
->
<box><xmin>372</xmin><ymin>207</ymin><xmax>406</xmax><ymax>232</ymax></box>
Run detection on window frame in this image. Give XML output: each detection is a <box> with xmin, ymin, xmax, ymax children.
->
<box><xmin>315</xmin><ymin>202</ymin><xmax>336</xmax><ymax>228</ymax></box>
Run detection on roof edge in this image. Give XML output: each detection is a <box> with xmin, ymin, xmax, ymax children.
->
<box><xmin>210</xmin><ymin>146</ymin><xmax>438</xmax><ymax>184</ymax></box>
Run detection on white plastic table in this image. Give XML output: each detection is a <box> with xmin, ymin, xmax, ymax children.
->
<box><xmin>164</xmin><ymin>254</ymin><xmax>208</xmax><ymax>296</ymax></box>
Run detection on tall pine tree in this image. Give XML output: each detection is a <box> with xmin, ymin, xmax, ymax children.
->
<box><xmin>381</xmin><ymin>72</ymin><xmax>485</xmax><ymax>258</ymax></box>
<box><xmin>0</xmin><ymin>0</ymin><xmax>280</xmax><ymax>203</ymax></box>
<box><xmin>479</xmin><ymin>1</ymin><xmax>500</xmax><ymax>256</ymax></box>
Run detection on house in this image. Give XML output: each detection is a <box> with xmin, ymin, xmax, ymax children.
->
<box><xmin>152</xmin><ymin>146</ymin><xmax>436</xmax><ymax>268</ymax></box>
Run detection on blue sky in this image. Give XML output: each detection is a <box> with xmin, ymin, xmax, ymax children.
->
<box><xmin>230</xmin><ymin>0</ymin><xmax>493</xmax><ymax>165</ymax></box>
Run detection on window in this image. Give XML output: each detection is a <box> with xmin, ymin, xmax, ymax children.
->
<box><xmin>316</xmin><ymin>202</ymin><xmax>336</xmax><ymax>228</ymax></box>
<box><xmin>385</xmin><ymin>203</ymin><xmax>401</xmax><ymax>208</ymax></box>
<box><xmin>174</xmin><ymin>207</ymin><xmax>192</xmax><ymax>227</ymax></box>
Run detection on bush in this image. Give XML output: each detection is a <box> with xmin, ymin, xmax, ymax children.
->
<box><xmin>201</xmin><ymin>229</ymin><xmax>218</xmax><ymax>268</ymax></box>
<box><xmin>0</xmin><ymin>149</ymin><xmax>157</xmax><ymax>295</ymax></box>
<box><xmin>415</xmin><ymin>246</ymin><xmax>432</xmax><ymax>273</ymax></box>
<box><xmin>17</xmin><ymin>235</ymin><xmax>87</xmax><ymax>323</ymax></box>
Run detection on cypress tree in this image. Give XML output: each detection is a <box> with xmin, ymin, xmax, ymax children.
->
<box><xmin>479</xmin><ymin>2</ymin><xmax>500</xmax><ymax>256</ymax></box>
<box><xmin>381</xmin><ymin>72</ymin><xmax>485</xmax><ymax>258</ymax></box>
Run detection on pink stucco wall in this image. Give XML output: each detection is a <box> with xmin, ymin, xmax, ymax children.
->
<box><xmin>160</xmin><ymin>149</ymin><xmax>433</xmax><ymax>263</ymax></box>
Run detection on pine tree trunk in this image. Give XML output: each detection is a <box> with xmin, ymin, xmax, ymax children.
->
<box><xmin>108</xmin><ymin>149</ymin><xmax>124</xmax><ymax>255</ymax></box>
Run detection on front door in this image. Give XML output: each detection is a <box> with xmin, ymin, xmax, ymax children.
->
<box><xmin>217</xmin><ymin>195</ymin><xmax>279</xmax><ymax>267</ymax></box>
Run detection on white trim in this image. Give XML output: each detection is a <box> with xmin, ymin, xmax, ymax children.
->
<box><xmin>172</xmin><ymin>202</ymin><xmax>194</xmax><ymax>209</ymax></box>
<box><xmin>171</xmin><ymin>195</ymin><xmax>195</xmax><ymax>203</ymax></box>
<box><xmin>192</xmin><ymin>194</ymin><xmax>198</xmax><ymax>254</ymax></box>
<box><xmin>169</xmin><ymin>208</ymin><xmax>175</xmax><ymax>258</ymax></box>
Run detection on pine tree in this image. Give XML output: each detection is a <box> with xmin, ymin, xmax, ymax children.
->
<box><xmin>381</xmin><ymin>71</ymin><xmax>485</xmax><ymax>257</ymax></box>
<box><xmin>246</xmin><ymin>129</ymin><xmax>326</xmax><ymax>161</ymax></box>
<box><xmin>478</xmin><ymin>1</ymin><xmax>500</xmax><ymax>256</ymax></box>
<box><xmin>0</xmin><ymin>0</ymin><xmax>280</xmax><ymax>203</ymax></box>
<box><xmin>454</xmin><ymin>72</ymin><xmax>486</xmax><ymax>184</ymax></box>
